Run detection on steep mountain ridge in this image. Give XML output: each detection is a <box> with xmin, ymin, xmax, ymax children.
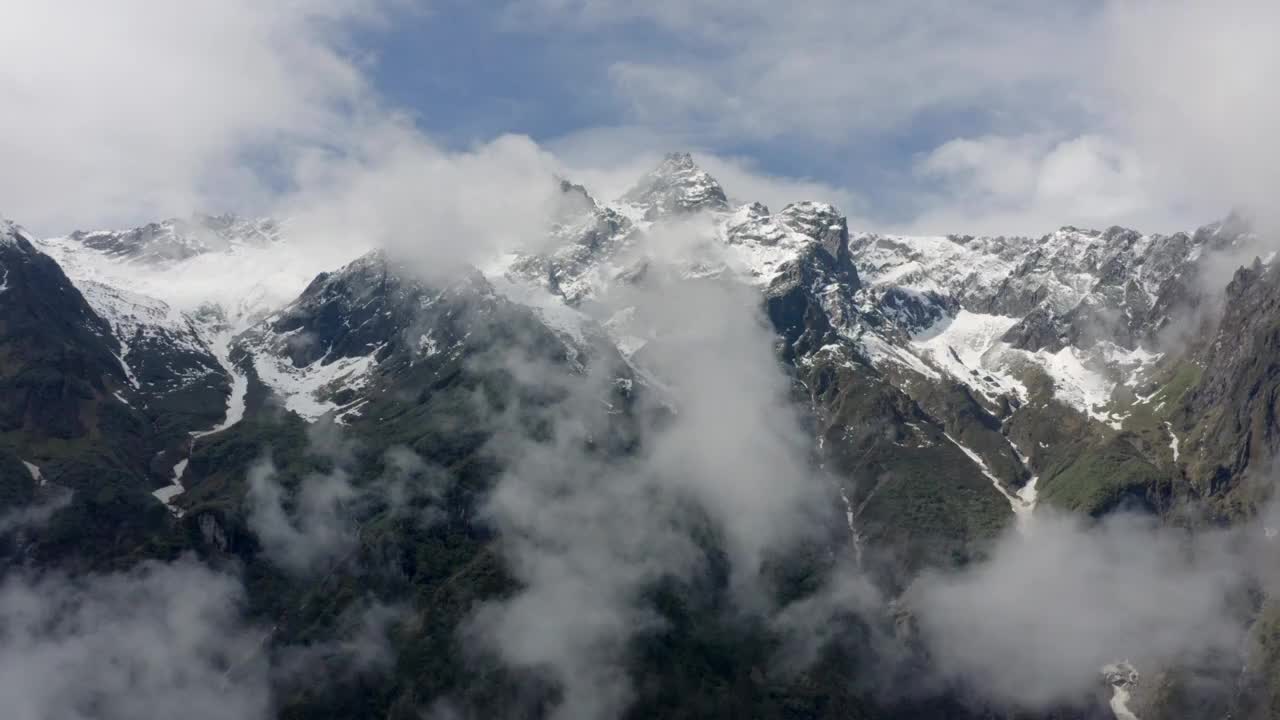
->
<box><xmin>236</xmin><ymin>248</ymin><xmax>612</xmax><ymax>425</ymax></box>
<box><xmin>0</xmin><ymin>220</ymin><xmax>129</xmax><ymax>442</ymax></box>
<box><xmin>11</xmin><ymin>155</ymin><xmax>1262</xmax><ymax>548</ymax></box>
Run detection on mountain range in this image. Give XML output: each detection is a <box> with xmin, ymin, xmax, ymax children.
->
<box><xmin>2</xmin><ymin>153</ymin><xmax>1278</xmax><ymax>720</ymax></box>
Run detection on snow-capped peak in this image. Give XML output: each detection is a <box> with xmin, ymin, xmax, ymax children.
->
<box><xmin>716</xmin><ymin>200</ymin><xmax>857</xmax><ymax>289</ymax></box>
<box><xmin>619</xmin><ymin>152</ymin><xmax>728</xmax><ymax>220</ymax></box>
<box><xmin>64</xmin><ymin>213</ymin><xmax>281</xmax><ymax>265</ymax></box>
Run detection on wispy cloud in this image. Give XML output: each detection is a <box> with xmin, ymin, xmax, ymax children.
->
<box><xmin>0</xmin><ymin>1</ymin><xmax>391</xmax><ymax>233</ymax></box>
<box><xmin>0</xmin><ymin>558</ymin><xmax>271</xmax><ymax>720</ymax></box>
<box><xmin>462</xmin><ymin>218</ymin><xmax>836</xmax><ymax>719</ymax></box>
<box><xmin>907</xmin><ymin>507</ymin><xmax>1270</xmax><ymax>710</ymax></box>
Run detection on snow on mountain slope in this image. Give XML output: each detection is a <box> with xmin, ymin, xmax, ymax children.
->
<box><xmin>20</xmin><ymin>158</ymin><xmax>1226</xmax><ymax>441</ymax></box>
<box><xmin>505</xmin><ymin>158</ymin><xmax>856</xmax><ymax>307</ymax></box>
<box><xmin>37</xmin><ymin>214</ymin><xmax>367</xmax><ymax>433</ymax></box>
<box><xmin>847</xmin><ymin>224</ymin><xmax>1196</xmax><ymax>421</ymax></box>
<box><xmin>501</xmin><ymin>155</ymin><xmax>1204</xmax><ymax>437</ymax></box>
<box><xmin>721</xmin><ymin>201</ymin><xmax>853</xmax><ymax>287</ymax></box>
<box><xmin>190</xmin><ymin>324</ymin><xmax>250</xmax><ymax>437</ymax></box>
<box><xmin>944</xmin><ymin>432</ymin><xmax>1032</xmax><ymax>518</ymax></box>
<box><xmin>850</xmin><ymin>232</ymin><xmax>1021</xmax><ymax>311</ymax></box>
<box><xmin>506</xmin><ymin>180</ymin><xmax>640</xmax><ymax>303</ymax></box>
<box><xmin>249</xmin><ymin>341</ymin><xmax>383</xmax><ymax>422</ymax></box>
<box><xmin>852</xmin><ymin>225</ymin><xmax>1213</xmax><ymax>331</ymax></box>
<box><xmin>39</xmin><ymin>217</ymin><xmax>355</xmax><ymax>332</ymax></box>
<box><xmin>486</xmin><ymin>271</ymin><xmax>596</xmax><ymax>348</ymax></box>
<box><xmin>909</xmin><ymin>311</ymin><xmax>1024</xmax><ymax>402</ymax></box>
<box><xmin>75</xmin><ymin>279</ymin><xmax>215</xmax><ymax>386</ymax></box>
<box><xmin>504</xmin><ymin>170</ymin><xmax>866</xmax><ymax>382</ymax></box>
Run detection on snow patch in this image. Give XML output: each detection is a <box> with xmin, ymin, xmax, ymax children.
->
<box><xmin>837</xmin><ymin>486</ymin><xmax>865</xmax><ymax>567</ymax></box>
<box><xmin>1101</xmin><ymin>662</ymin><xmax>1140</xmax><ymax>720</ymax></box>
<box><xmin>151</xmin><ymin>483</ymin><xmax>185</xmax><ymax>518</ymax></box>
<box><xmin>718</xmin><ymin>204</ymin><xmax>810</xmax><ymax>286</ymax></box>
<box><xmin>252</xmin><ymin>345</ymin><xmax>383</xmax><ymax>423</ymax></box>
<box><xmin>910</xmin><ymin>311</ymin><xmax>1024</xmax><ymax>401</ymax></box>
<box><xmin>192</xmin><ymin>328</ymin><xmax>248</xmax><ymax>438</ymax></box>
<box><xmin>1027</xmin><ymin>343</ymin><xmax>1159</xmax><ymax>426</ymax></box>
<box><xmin>943</xmin><ymin>433</ymin><xmax>1033</xmax><ymax>523</ymax></box>
<box><xmin>1033</xmin><ymin>345</ymin><xmax>1114</xmax><ymax>420</ymax></box>
<box><xmin>112</xmin><ymin>352</ymin><xmax>140</xmax><ymax>388</ymax></box>
<box><xmin>153</xmin><ymin>452</ymin><xmax>191</xmax><ymax>518</ymax></box>
<box><xmin>859</xmin><ymin>331</ymin><xmax>940</xmax><ymax>381</ymax></box>
<box><xmin>851</xmin><ymin>232</ymin><xmax>1019</xmax><ymax>302</ymax></box>
<box><xmin>1016</xmin><ymin>475</ymin><xmax>1039</xmax><ymax>512</ymax></box>
<box><xmin>22</xmin><ymin>461</ymin><xmax>44</xmax><ymax>487</ymax></box>
<box><xmin>1165</xmin><ymin>422</ymin><xmax>1180</xmax><ymax>462</ymax></box>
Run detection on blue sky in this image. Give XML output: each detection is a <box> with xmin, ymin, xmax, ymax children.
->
<box><xmin>2</xmin><ymin>1</ymin><xmax>1276</xmax><ymax>236</ymax></box>
<box><xmin>359</xmin><ymin>2</ymin><xmax>1067</xmax><ymax>224</ymax></box>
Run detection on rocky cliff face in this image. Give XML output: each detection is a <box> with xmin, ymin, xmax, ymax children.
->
<box><xmin>0</xmin><ymin>220</ymin><xmax>127</xmax><ymax>442</ymax></box>
<box><xmin>1179</xmin><ymin>258</ymin><xmax>1280</xmax><ymax>507</ymax></box>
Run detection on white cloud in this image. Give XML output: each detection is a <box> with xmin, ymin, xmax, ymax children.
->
<box><xmin>0</xmin><ymin>1</ymin><xmax>394</xmax><ymax>234</ymax></box>
<box><xmin>906</xmin><ymin>133</ymin><xmax>1176</xmax><ymax>236</ymax></box>
<box><xmin>278</xmin><ymin>125</ymin><xmax>566</xmax><ymax>279</ymax></box>
<box><xmin>247</xmin><ymin>457</ymin><xmax>358</xmax><ymax>576</ymax></box>
<box><xmin>0</xmin><ymin>558</ymin><xmax>271</xmax><ymax>720</ymax></box>
<box><xmin>467</xmin><ymin>222</ymin><xmax>835</xmax><ymax>719</ymax></box>
<box><xmin>509</xmin><ymin>1</ymin><xmax>1096</xmax><ymax>143</ymax></box>
<box><xmin>900</xmin><ymin>0</ymin><xmax>1280</xmax><ymax>237</ymax></box>
<box><xmin>6</xmin><ymin>1</ymin><xmax>1277</xmax><ymax>240</ymax></box>
<box><xmin>1100</xmin><ymin>0</ymin><xmax>1280</xmax><ymax>235</ymax></box>
<box><xmin>909</xmin><ymin>509</ymin><xmax>1263</xmax><ymax>710</ymax></box>
<box><xmin>514</xmin><ymin>0</ymin><xmax>1280</xmax><ymax>236</ymax></box>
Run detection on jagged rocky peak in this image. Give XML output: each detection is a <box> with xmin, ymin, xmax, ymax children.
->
<box><xmin>724</xmin><ymin>200</ymin><xmax>851</xmax><ymax>249</ymax></box>
<box><xmin>549</xmin><ymin>177</ymin><xmax>632</xmax><ymax>247</ymax></box>
<box><xmin>299</xmin><ymin>248</ymin><xmax>489</xmax><ymax>308</ymax></box>
<box><xmin>551</xmin><ymin>177</ymin><xmax>601</xmax><ymax>225</ymax></box>
<box><xmin>777</xmin><ymin>201</ymin><xmax>849</xmax><ymax>253</ymax></box>
<box><xmin>1201</xmin><ymin>207</ymin><xmax>1256</xmax><ymax>242</ymax></box>
<box><xmin>620</xmin><ymin>151</ymin><xmax>728</xmax><ymax>219</ymax></box>
<box><xmin>724</xmin><ymin>202</ymin><xmax>784</xmax><ymax>244</ymax></box>
<box><xmin>722</xmin><ymin>199</ymin><xmax>860</xmax><ymax>291</ymax></box>
<box><xmin>505</xmin><ymin>176</ymin><xmax>638</xmax><ymax>302</ymax></box>
<box><xmin>244</xmin><ymin>249</ymin><xmax>399</xmax><ymax>368</ymax></box>
<box><xmin>265</xmin><ymin>248</ymin><xmax>495</xmax><ymax>366</ymax></box>
<box><xmin>66</xmin><ymin>212</ymin><xmax>281</xmax><ymax>264</ymax></box>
